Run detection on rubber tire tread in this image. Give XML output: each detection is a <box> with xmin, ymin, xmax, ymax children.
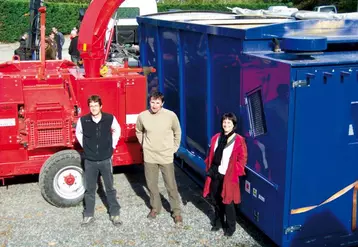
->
<box><xmin>39</xmin><ymin>150</ymin><xmax>83</xmax><ymax>208</ymax></box>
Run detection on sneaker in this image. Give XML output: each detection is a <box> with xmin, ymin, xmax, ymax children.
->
<box><xmin>211</xmin><ymin>225</ymin><xmax>221</xmax><ymax>231</ymax></box>
<box><xmin>81</xmin><ymin>216</ymin><xmax>94</xmax><ymax>226</ymax></box>
<box><xmin>174</xmin><ymin>215</ymin><xmax>183</xmax><ymax>225</ymax></box>
<box><xmin>147</xmin><ymin>210</ymin><xmax>158</xmax><ymax>219</ymax></box>
<box><xmin>224</xmin><ymin>229</ymin><xmax>235</xmax><ymax>237</ymax></box>
<box><xmin>110</xmin><ymin>215</ymin><xmax>122</xmax><ymax>226</ymax></box>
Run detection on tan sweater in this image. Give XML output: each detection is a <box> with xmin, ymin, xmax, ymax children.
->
<box><xmin>135</xmin><ymin>108</ymin><xmax>181</xmax><ymax>164</ymax></box>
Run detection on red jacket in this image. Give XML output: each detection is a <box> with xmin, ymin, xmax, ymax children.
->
<box><xmin>203</xmin><ymin>133</ymin><xmax>248</xmax><ymax>204</ymax></box>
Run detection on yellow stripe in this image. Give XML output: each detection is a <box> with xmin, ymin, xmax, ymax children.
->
<box><xmin>291</xmin><ymin>181</ymin><xmax>358</xmax><ymax>214</ymax></box>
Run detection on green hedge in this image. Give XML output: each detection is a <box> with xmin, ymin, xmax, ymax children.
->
<box><xmin>0</xmin><ymin>0</ymin><xmax>355</xmax><ymax>43</ymax></box>
<box><xmin>0</xmin><ymin>0</ymin><xmax>87</xmax><ymax>43</ymax></box>
<box><xmin>157</xmin><ymin>3</ymin><xmax>290</xmax><ymax>12</ymax></box>
<box><xmin>45</xmin><ymin>0</ymin><xmax>91</xmax><ymax>3</ymax></box>
<box><xmin>0</xmin><ymin>0</ymin><xmax>290</xmax><ymax>43</ymax></box>
<box><xmin>0</xmin><ymin>0</ymin><xmax>29</xmax><ymax>42</ymax></box>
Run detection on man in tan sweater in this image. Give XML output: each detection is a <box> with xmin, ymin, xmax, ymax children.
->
<box><xmin>135</xmin><ymin>91</ymin><xmax>183</xmax><ymax>224</ymax></box>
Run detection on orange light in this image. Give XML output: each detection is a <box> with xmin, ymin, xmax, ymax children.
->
<box><xmin>83</xmin><ymin>43</ymin><xmax>87</xmax><ymax>52</ymax></box>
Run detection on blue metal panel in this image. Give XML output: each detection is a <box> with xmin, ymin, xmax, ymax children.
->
<box><xmin>281</xmin><ymin>66</ymin><xmax>302</xmax><ymax>246</ymax></box>
<box><xmin>287</xmin><ymin>66</ymin><xmax>358</xmax><ymax>246</ymax></box>
<box><xmin>137</xmin><ymin>17</ymin><xmax>358</xmax><ymax>49</ymax></box>
<box><xmin>281</xmin><ymin>36</ymin><xmax>327</xmax><ymax>52</ymax></box>
<box><xmin>155</xmin><ymin>28</ymin><xmax>164</xmax><ymax>93</ymax></box>
<box><xmin>159</xmin><ymin>28</ymin><xmax>180</xmax><ymax>117</ymax></box>
<box><xmin>181</xmin><ymin>31</ymin><xmax>208</xmax><ymax>157</ymax></box>
<box><xmin>250</xmin><ymin>52</ymin><xmax>358</xmax><ymax>67</ymax></box>
<box><xmin>205</xmin><ymin>34</ymin><xmax>213</xmax><ymax>146</ymax></box>
<box><xmin>239</xmin><ymin>54</ymin><xmax>291</xmax><ymax>244</ymax></box>
<box><xmin>209</xmin><ymin>35</ymin><xmax>242</xmax><ymax>133</ymax></box>
<box><xmin>137</xmin><ymin>12</ymin><xmax>358</xmax><ymax>247</ymax></box>
<box><xmin>177</xmin><ymin>30</ymin><xmax>186</xmax><ymax>146</ymax></box>
<box><xmin>138</xmin><ymin>24</ymin><xmax>146</xmax><ymax>67</ymax></box>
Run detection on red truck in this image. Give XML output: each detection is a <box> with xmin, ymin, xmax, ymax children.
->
<box><xmin>0</xmin><ymin>0</ymin><xmax>148</xmax><ymax>207</ymax></box>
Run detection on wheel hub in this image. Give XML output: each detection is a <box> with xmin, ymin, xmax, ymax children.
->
<box><xmin>64</xmin><ymin>173</ymin><xmax>75</xmax><ymax>186</ymax></box>
<box><xmin>53</xmin><ymin>166</ymin><xmax>85</xmax><ymax>200</ymax></box>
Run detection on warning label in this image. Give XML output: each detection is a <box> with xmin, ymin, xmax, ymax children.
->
<box><xmin>245</xmin><ymin>180</ymin><xmax>251</xmax><ymax>194</ymax></box>
<box><xmin>0</xmin><ymin>118</ymin><xmax>15</xmax><ymax>127</ymax></box>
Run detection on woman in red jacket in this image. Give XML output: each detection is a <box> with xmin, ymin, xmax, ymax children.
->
<box><xmin>203</xmin><ymin>112</ymin><xmax>248</xmax><ymax>237</ymax></box>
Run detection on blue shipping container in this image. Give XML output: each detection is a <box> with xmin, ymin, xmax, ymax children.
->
<box><xmin>137</xmin><ymin>11</ymin><xmax>358</xmax><ymax>247</ymax></box>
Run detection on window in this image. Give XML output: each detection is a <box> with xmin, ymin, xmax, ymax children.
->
<box><xmin>246</xmin><ymin>89</ymin><xmax>267</xmax><ymax>137</ymax></box>
<box><xmin>116</xmin><ymin>7</ymin><xmax>140</xmax><ymax>19</ymax></box>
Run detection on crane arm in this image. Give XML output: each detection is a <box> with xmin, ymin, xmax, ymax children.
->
<box><xmin>78</xmin><ymin>0</ymin><xmax>125</xmax><ymax>78</ymax></box>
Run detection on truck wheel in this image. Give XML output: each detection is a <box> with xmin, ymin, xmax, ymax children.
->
<box><xmin>39</xmin><ymin>150</ymin><xmax>85</xmax><ymax>207</ymax></box>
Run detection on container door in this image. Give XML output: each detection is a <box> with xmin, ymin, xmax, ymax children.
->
<box><xmin>287</xmin><ymin>67</ymin><xmax>358</xmax><ymax>246</ymax></box>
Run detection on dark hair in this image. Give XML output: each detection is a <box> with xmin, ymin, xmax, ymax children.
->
<box><xmin>87</xmin><ymin>95</ymin><xmax>102</xmax><ymax>106</ymax></box>
<box><xmin>150</xmin><ymin>91</ymin><xmax>165</xmax><ymax>103</ymax></box>
<box><xmin>221</xmin><ymin>112</ymin><xmax>237</xmax><ymax>130</ymax></box>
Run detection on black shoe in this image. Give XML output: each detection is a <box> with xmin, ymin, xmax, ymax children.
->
<box><xmin>211</xmin><ymin>225</ymin><xmax>221</xmax><ymax>231</ymax></box>
<box><xmin>224</xmin><ymin>229</ymin><xmax>235</xmax><ymax>237</ymax></box>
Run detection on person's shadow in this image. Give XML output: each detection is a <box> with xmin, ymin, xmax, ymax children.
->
<box><xmin>122</xmin><ymin>162</ymin><xmax>214</xmax><ymax>220</ymax></box>
<box><xmin>122</xmin><ymin>164</ymin><xmax>172</xmax><ymax>214</ymax></box>
<box><xmin>173</xmin><ymin>157</ymin><xmax>216</xmax><ymax>223</ymax></box>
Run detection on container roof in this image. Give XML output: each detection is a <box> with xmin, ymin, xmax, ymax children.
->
<box><xmin>138</xmin><ymin>11</ymin><xmax>358</xmax><ymax>43</ymax></box>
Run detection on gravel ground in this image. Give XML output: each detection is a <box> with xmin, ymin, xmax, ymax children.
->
<box><xmin>0</xmin><ymin>165</ymin><xmax>276</xmax><ymax>247</ymax></box>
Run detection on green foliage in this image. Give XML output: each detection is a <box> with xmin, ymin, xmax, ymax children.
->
<box><xmin>1</xmin><ymin>0</ymin><xmax>357</xmax><ymax>43</ymax></box>
<box><xmin>45</xmin><ymin>0</ymin><xmax>91</xmax><ymax>3</ymax></box>
<box><xmin>157</xmin><ymin>2</ymin><xmax>290</xmax><ymax>12</ymax></box>
<box><xmin>0</xmin><ymin>0</ymin><xmax>86</xmax><ymax>43</ymax></box>
<box><xmin>0</xmin><ymin>0</ymin><xmax>30</xmax><ymax>42</ymax></box>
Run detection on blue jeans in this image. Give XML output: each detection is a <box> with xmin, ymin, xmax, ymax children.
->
<box><xmin>83</xmin><ymin>158</ymin><xmax>120</xmax><ymax>217</ymax></box>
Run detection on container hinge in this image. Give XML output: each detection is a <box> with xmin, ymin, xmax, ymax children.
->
<box><xmin>285</xmin><ymin>225</ymin><xmax>302</xmax><ymax>234</ymax></box>
<box><xmin>292</xmin><ymin>80</ymin><xmax>308</xmax><ymax>88</ymax></box>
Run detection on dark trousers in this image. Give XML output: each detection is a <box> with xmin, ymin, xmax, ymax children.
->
<box><xmin>83</xmin><ymin>158</ymin><xmax>120</xmax><ymax>217</ymax></box>
<box><xmin>71</xmin><ymin>55</ymin><xmax>80</xmax><ymax>65</ymax></box>
<box><xmin>210</xmin><ymin>173</ymin><xmax>236</xmax><ymax>234</ymax></box>
<box><xmin>57</xmin><ymin>47</ymin><xmax>62</xmax><ymax>59</ymax></box>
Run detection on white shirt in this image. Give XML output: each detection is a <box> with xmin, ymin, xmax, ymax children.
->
<box><xmin>75</xmin><ymin>115</ymin><xmax>121</xmax><ymax>149</ymax></box>
<box><xmin>214</xmin><ymin>138</ymin><xmax>235</xmax><ymax>175</ymax></box>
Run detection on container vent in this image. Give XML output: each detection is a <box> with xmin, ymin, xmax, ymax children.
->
<box><xmin>247</xmin><ymin>89</ymin><xmax>267</xmax><ymax>137</ymax></box>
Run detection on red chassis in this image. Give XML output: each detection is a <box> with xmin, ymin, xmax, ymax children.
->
<box><xmin>0</xmin><ymin>0</ymin><xmax>148</xmax><ymax>207</ymax></box>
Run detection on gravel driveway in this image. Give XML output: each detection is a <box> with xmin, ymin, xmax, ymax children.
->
<box><xmin>0</xmin><ymin>165</ymin><xmax>276</xmax><ymax>247</ymax></box>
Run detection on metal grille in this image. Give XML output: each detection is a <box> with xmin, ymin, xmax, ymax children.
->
<box><xmin>64</xmin><ymin>120</ymin><xmax>70</xmax><ymax>144</ymax></box>
<box><xmin>247</xmin><ymin>89</ymin><xmax>267</xmax><ymax>137</ymax></box>
<box><xmin>37</xmin><ymin>129</ymin><xmax>64</xmax><ymax>146</ymax></box>
<box><xmin>37</xmin><ymin>121</ymin><xmax>62</xmax><ymax>128</ymax></box>
<box><xmin>28</xmin><ymin>120</ymin><xmax>72</xmax><ymax>148</ymax></box>
<box><xmin>30</xmin><ymin>122</ymin><xmax>35</xmax><ymax>147</ymax></box>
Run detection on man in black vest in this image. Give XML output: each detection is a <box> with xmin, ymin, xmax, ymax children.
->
<box><xmin>75</xmin><ymin>95</ymin><xmax>122</xmax><ymax>226</ymax></box>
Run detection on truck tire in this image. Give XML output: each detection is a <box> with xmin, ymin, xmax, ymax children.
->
<box><xmin>39</xmin><ymin>150</ymin><xmax>85</xmax><ymax>207</ymax></box>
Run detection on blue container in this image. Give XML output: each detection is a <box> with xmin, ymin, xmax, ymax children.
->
<box><xmin>137</xmin><ymin>12</ymin><xmax>358</xmax><ymax>247</ymax></box>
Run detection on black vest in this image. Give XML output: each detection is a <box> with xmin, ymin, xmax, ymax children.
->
<box><xmin>81</xmin><ymin>112</ymin><xmax>114</xmax><ymax>161</ymax></box>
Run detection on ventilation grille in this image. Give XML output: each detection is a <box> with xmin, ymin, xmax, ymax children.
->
<box><xmin>38</xmin><ymin>128</ymin><xmax>63</xmax><ymax>147</ymax></box>
<box><xmin>28</xmin><ymin>120</ymin><xmax>71</xmax><ymax>149</ymax></box>
<box><xmin>37</xmin><ymin>121</ymin><xmax>62</xmax><ymax>128</ymax></box>
<box><xmin>30</xmin><ymin>122</ymin><xmax>35</xmax><ymax>147</ymax></box>
<box><xmin>247</xmin><ymin>89</ymin><xmax>267</xmax><ymax>137</ymax></box>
